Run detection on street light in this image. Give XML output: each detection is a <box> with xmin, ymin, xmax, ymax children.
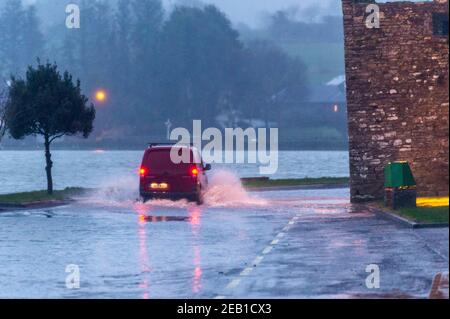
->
<box><xmin>94</xmin><ymin>89</ymin><xmax>107</xmax><ymax>103</ymax></box>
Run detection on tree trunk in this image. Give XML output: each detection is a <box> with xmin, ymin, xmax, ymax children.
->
<box><xmin>44</xmin><ymin>135</ymin><xmax>53</xmax><ymax>195</ymax></box>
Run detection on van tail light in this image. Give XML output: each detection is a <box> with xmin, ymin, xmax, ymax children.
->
<box><xmin>139</xmin><ymin>167</ymin><xmax>148</xmax><ymax>177</ymax></box>
<box><xmin>190</xmin><ymin>167</ymin><xmax>199</xmax><ymax>177</ymax></box>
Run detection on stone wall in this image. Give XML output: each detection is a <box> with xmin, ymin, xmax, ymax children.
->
<box><xmin>342</xmin><ymin>0</ymin><xmax>449</xmax><ymax>202</ymax></box>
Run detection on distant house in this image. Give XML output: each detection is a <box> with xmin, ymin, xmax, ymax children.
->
<box><xmin>304</xmin><ymin>76</ymin><xmax>347</xmax><ymax>114</ymax></box>
<box><xmin>214</xmin><ymin>76</ymin><xmax>349</xmax><ymax>149</ymax></box>
<box><xmin>281</xmin><ymin>75</ymin><xmax>348</xmax><ymax>133</ymax></box>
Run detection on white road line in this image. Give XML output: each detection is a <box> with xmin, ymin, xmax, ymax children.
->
<box><xmin>253</xmin><ymin>255</ymin><xmax>264</xmax><ymax>266</ymax></box>
<box><xmin>240</xmin><ymin>267</ymin><xmax>254</xmax><ymax>277</ymax></box>
<box><xmin>220</xmin><ymin>216</ymin><xmax>298</xmax><ymax>295</ymax></box>
<box><xmin>226</xmin><ymin>279</ymin><xmax>241</xmax><ymax>289</ymax></box>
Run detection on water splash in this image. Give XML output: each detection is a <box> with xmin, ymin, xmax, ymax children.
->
<box><xmin>203</xmin><ymin>170</ymin><xmax>268</xmax><ymax>207</ymax></box>
<box><xmin>78</xmin><ymin>174</ymin><xmax>140</xmax><ymax>208</ymax></box>
<box><xmin>77</xmin><ymin>170</ymin><xmax>267</xmax><ymax>209</ymax></box>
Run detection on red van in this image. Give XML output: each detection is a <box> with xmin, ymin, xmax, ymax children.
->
<box><xmin>139</xmin><ymin>144</ymin><xmax>211</xmax><ymax>204</ymax></box>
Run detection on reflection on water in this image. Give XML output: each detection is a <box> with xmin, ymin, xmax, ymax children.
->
<box><xmin>189</xmin><ymin>206</ymin><xmax>202</xmax><ymax>228</ymax></box>
<box><xmin>134</xmin><ymin>203</ymin><xmax>151</xmax><ymax>299</ymax></box>
<box><xmin>132</xmin><ymin>202</ymin><xmax>205</xmax><ymax>297</ymax></box>
<box><xmin>192</xmin><ymin>248</ymin><xmax>202</xmax><ymax>294</ymax></box>
<box><xmin>189</xmin><ymin>206</ymin><xmax>202</xmax><ymax>294</ymax></box>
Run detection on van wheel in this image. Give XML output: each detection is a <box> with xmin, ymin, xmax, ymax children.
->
<box><xmin>192</xmin><ymin>193</ymin><xmax>204</xmax><ymax>205</ymax></box>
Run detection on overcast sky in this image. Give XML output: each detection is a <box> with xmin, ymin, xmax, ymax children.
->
<box><xmin>22</xmin><ymin>0</ymin><xmax>428</xmax><ymax>28</ymax></box>
<box><xmin>22</xmin><ymin>0</ymin><xmax>344</xmax><ymax>28</ymax></box>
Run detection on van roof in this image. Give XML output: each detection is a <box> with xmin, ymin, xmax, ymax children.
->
<box><xmin>148</xmin><ymin>142</ymin><xmax>193</xmax><ymax>147</ymax></box>
<box><xmin>144</xmin><ymin>144</ymin><xmax>202</xmax><ymax>163</ymax></box>
<box><xmin>147</xmin><ymin>144</ymin><xmax>199</xmax><ymax>151</ymax></box>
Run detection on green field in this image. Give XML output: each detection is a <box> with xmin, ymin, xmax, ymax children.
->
<box><xmin>279</xmin><ymin>42</ymin><xmax>345</xmax><ymax>85</ymax></box>
<box><xmin>239</xmin><ymin>27</ymin><xmax>346</xmax><ymax>85</ymax></box>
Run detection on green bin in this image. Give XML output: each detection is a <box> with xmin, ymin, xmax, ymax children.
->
<box><xmin>384</xmin><ymin>161</ymin><xmax>416</xmax><ymax>188</ymax></box>
<box><xmin>384</xmin><ymin>162</ymin><xmax>417</xmax><ymax>209</ymax></box>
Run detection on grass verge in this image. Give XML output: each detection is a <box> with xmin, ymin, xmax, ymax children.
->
<box><xmin>241</xmin><ymin>177</ymin><xmax>349</xmax><ymax>188</ymax></box>
<box><xmin>372</xmin><ymin>201</ymin><xmax>449</xmax><ymax>224</ymax></box>
<box><xmin>0</xmin><ymin>178</ymin><xmax>349</xmax><ymax>205</ymax></box>
<box><xmin>396</xmin><ymin>206</ymin><xmax>449</xmax><ymax>224</ymax></box>
<box><xmin>0</xmin><ymin>178</ymin><xmax>348</xmax><ymax>204</ymax></box>
<box><xmin>0</xmin><ymin>187</ymin><xmax>88</xmax><ymax>204</ymax></box>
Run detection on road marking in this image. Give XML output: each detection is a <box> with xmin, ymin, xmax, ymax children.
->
<box><xmin>226</xmin><ymin>279</ymin><xmax>241</xmax><ymax>289</ymax></box>
<box><xmin>220</xmin><ymin>214</ymin><xmax>300</xmax><ymax>296</ymax></box>
<box><xmin>253</xmin><ymin>255</ymin><xmax>264</xmax><ymax>266</ymax></box>
<box><xmin>262</xmin><ymin>246</ymin><xmax>273</xmax><ymax>255</ymax></box>
<box><xmin>240</xmin><ymin>267</ymin><xmax>253</xmax><ymax>276</ymax></box>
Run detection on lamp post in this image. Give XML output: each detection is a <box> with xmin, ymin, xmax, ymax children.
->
<box><xmin>165</xmin><ymin>119</ymin><xmax>172</xmax><ymax>140</ymax></box>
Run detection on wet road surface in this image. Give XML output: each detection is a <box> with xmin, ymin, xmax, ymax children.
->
<box><xmin>0</xmin><ymin>188</ymin><xmax>447</xmax><ymax>298</ymax></box>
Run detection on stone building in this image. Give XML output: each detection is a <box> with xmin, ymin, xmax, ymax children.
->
<box><xmin>342</xmin><ymin>0</ymin><xmax>449</xmax><ymax>202</ymax></box>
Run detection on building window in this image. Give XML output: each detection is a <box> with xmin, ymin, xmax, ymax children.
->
<box><xmin>433</xmin><ymin>13</ymin><xmax>449</xmax><ymax>36</ymax></box>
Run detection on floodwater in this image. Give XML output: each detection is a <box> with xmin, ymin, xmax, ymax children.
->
<box><xmin>0</xmin><ymin>150</ymin><xmax>349</xmax><ymax>194</ymax></box>
<box><xmin>0</xmin><ymin>151</ymin><xmax>446</xmax><ymax>298</ymax></box>
<box><xmin>0</xmin><ymin>175</ymin><xmax>447</xmax><ymax>298</ymax></box>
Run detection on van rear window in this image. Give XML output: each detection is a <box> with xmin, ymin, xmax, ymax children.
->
<box><xmin>144</xmin><ymin>149</ymin><xmax>194</xmax><ymax>172</ymax></box>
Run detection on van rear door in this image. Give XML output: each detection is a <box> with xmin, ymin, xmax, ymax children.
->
<box><xmin>142</xmin><ymin>148</ymin><xmax>197</xmax><ymax>193</ymax></box>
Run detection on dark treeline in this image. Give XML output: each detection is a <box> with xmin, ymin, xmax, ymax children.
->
<box><xmin>0</xmin><ymin>0</ymin><xmax>44</xmax><ymax>77</ymax></box>
<box><xmin>0</xmin><ymin>0</ymin><xmax>309</xmax><ymax>144</ymax></box>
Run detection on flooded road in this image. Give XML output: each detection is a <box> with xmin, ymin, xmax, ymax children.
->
<box><xmin>0</xmin><ymin>186</ymin><xmax>447</xmax><ymax>298</ymax></box>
